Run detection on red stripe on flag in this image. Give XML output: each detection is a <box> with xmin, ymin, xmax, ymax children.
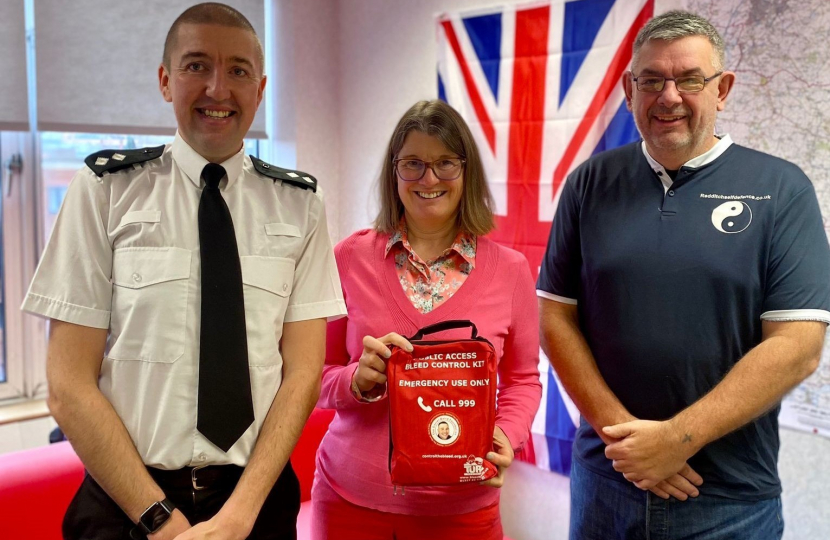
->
<box><xmin>498</xmin><ymin>6</ymin><xmax>551</xmax><ymax>457</ymax></box>
<box><xmin>441</xmin><ymin>19</ymin><xmax>497</xmax><ymax>153</ymax></box>
<box><xmin>492</xmin><ymin>5</ymin><xmax>550</xmax><ymax>277</ymax></box>
<box><xmin>550</xmin><ymin>0</ymin><xmax>654</xmax><ymax>198</ymax></box>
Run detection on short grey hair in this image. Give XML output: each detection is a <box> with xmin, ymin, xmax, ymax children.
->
<box><xmin>633</xmin><ymin>10</ymin><xmax>725</xmax><ymax>71</ymax></box>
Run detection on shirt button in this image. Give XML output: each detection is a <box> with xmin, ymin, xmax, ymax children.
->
<box><xmin>198</xmin><ymin>453</ymin><xmax>207</xmax><ymax>462</ymax></box>
<box><xmin>132</xmin><ymin>272</ymin><xmax>142</xmax><ymax>282</ymax></box>
<box><xmin>282</xmin><ymin>283</ymin><xmax>288</xmax><ymax>292</ymax></box>
<box><xmin>668</xmin><ymin>190</ymin><xmax>675</xmax><ymax>197</ymax></box>
<box><xmin>657</xmin><ymin>171</ymin><xmax>663</xmax><ymax>176</ymax></box>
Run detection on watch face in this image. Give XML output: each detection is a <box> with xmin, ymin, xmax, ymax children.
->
<box><xmin>139</xmin><ymin>499</ymin><xmax>173</xmax><ymax>533</ymax></box>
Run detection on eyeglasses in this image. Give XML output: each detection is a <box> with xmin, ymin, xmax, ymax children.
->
<box><xmin>393</xmin><ymin>157</ymin><xmax>466</xmax><ymax>181</ymax></box>
<box><xmin>631</xmin><ymin>71</ymin><xmax>723</xmax><ymax>93</ymax></box>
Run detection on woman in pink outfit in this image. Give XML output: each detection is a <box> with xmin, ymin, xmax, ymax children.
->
<box><xmin>311</xmin><ymin>100</ymin><xmax>542</xmax><ymax>540</ymax></box>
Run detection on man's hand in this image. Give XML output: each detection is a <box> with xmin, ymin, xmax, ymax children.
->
<box><xmin>147</xmin><ymin>509</ymin><xmax>190</xmax><ymax>540</ymax></box>
<box><xmin>603</xmin><ymin>419</ymin><xmax>699</xmax><ymax>490</ymax></box>
<box><xmin>600</xmin><ymin>417</ymin><xmax>701</xmax><ymax>500</ymax></box>
<box><xmin>354</xmin><ymin>333</ymin><xmax>412</xmax><ymax>393</ymax></box>
<box><xmin>481</xmin><ymin>426</ymin><xmax>514</xmax><ymax>488</ymax></box>
<box><xmin>648</xmin><ymin>464</ymin><xmax>703</xmax><ymax>500</ymax></box>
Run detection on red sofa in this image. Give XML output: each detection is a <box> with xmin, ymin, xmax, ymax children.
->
<box><xmin>0</xmin><ymin>437</ymin><xmax>86</xmax><ymax>539</ymax></box>
<box><xmin>0</xmin><ymin>408</ymin><xmax>513</xmax><ymax>539</ymax></box>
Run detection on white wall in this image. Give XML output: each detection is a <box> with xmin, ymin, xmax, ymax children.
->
<box><xmin>290</xmin><ymin>0</ymin><xmax>344</xmax><ymax>239</ymax></box>
<box><xmin>286</xmin><ymin>1</ymin><xmax>830</xmax><ymax>539</ymax></box>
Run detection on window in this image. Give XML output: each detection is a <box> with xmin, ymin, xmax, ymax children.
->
<box><xmin>0</xmin><ymin>156</ymin><xmax>7</xmax><ymax>384</ymax></box>
<box><xmin>0</xmin><ymin>131</ymin><xmax>39</xmax><ymax>401</ymax></box>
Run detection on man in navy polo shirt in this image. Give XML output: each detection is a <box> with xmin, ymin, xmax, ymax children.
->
<box><xmin>538</xmin><ymin>10</ymin><xmax>830</xmax><ymax>539</ymax></box>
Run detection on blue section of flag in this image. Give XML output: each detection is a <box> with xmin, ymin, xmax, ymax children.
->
<box><xmin>462</xmin><ymin>13</ymin><xmax>502</xmax><ymax>103</ymax></box>
<box><xmin>592</xmin><ymin>100</ymin><xmax>640</xmax><ymax>155</ymax></box>
<box><xmin>560</xmin><ymin>0</ymin><xmax>616</xmax><ymax>106</ymax></box>
<box><xmin>438</xmin><ymin>72</ymin><xmax>447</xmax><ymax>103</ymax></box>
<box><xmin>545</xmin><ymin>369</ymin><xmax>576</xmax><ymax>476</ymax></box>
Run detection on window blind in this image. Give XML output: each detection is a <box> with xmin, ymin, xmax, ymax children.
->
<box><xmin>35</xmin><ymin>0</ymin><xmax>266</xmax><ymax>137</ymax></box>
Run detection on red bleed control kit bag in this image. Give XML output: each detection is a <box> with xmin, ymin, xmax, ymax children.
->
<box><xmin>387</xmin><ymin>320</ymin><xmax>498</xmax><ymax>486</ymax></box>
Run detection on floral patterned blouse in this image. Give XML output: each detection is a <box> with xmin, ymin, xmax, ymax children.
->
<box><xmin>385</xmin><ymin>222</ymin><xmax>476</xmax><ymax>314</ymax></box>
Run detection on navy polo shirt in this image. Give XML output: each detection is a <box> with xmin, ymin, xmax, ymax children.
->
<box><xmin>538</xmin><ymin>139</ymin><xmax>830</xmax><ymax>500</ymax></box>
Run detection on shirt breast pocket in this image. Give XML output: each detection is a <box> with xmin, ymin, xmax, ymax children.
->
<box><xmin>114</xmin><ymin>211</ymin><xmax>163</xmax><ymax>245</ymax></box>
<box><xmin>265</xmin><ymin>223</ymin><xmax>301</xmax><ymax>238</ymax></box>
<box><xmin>241</xmin><ymin>256</ymin><xmax>295</xmax><ymax>366</ymax></box>
<box><xmin>109</xmin><ymin>247</ymin><xmax>191</xmax><ymax>363</ymax></box>
<box><xmin>118</xmin><ymin>210</ymin><xmax>161</xmax><ymax>229</ymax></box>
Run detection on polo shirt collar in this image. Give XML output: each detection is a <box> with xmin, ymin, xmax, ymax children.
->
<box><xmin>641</xmin><ymin>134</ymin><xmax>734</xmax><ymax>187</ymax></box>
<box><xmin>172</xmin><ymin>131</ymin><xmax>245</xmax><ymax>189</ymax></box>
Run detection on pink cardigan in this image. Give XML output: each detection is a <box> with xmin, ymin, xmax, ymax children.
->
<box><xmin>314</xmin><ymin>229</ymin><xmax>542</xmax><ymax>516</ymax></box>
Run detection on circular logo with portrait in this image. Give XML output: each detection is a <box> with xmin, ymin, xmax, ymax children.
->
<box><xmin>429</xmin><ymin>413</ymin><xmax>460</xmax><ymax>446</ymax></box>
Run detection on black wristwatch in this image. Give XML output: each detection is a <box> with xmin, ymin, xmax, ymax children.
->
<box><xmin>131</xmin><ymin>498</ymin><xmax>175</xmax><ymax>538</ymax></box>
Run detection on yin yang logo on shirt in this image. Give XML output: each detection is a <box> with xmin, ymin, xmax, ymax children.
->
<box><xmin>711</xmin><ymin>201</ymin><xmax>752</xmax><ymax>234</ymax></box>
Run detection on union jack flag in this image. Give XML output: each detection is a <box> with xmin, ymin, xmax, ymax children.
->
<box><xmin>437</xmin><ymin>0</ymin><xmax>654</xmax><ymax>474</ymax></box>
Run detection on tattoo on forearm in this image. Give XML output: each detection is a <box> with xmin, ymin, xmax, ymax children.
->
<box><xmin>682</xmin><ymin>434</ymin><xmax>692</xmax><ymax>444</ymax></box>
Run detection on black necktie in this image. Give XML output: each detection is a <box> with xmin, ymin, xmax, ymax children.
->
<box><xmin>197</xmin><ymin>163</ymin><xmax>254</xmax><ymax>452</ymax></box>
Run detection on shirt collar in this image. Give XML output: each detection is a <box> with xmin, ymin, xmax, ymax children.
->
<box><xmin>384</xmin><ymin>220</ymin><xmax>477</xmax><ymax>267</ymax></box>
<box><xmin>641</xmin><ymin>134</ymin><xmax>733</xmax><ymax>189</ymax></box>
<box><xmin>171</xmin><ymin>131</ymin><xmax>245</xmax><ymax>189</ymax></box>
<box><xmin>384</xmin><ymin>226</ymin><xmax>406</xmax><ymax>256</ymax></box>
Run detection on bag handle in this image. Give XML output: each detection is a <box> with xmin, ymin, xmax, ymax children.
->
<box><xmin>410</xmin><ymin>320</ymin><xmax>478</xmax><ymax>340</ymax></box>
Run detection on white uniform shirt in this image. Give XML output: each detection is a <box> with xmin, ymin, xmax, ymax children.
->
<box><xmin>23</xmin><ymin>133</ymin><xmax>346</xmax><ymax>469</ymax></box>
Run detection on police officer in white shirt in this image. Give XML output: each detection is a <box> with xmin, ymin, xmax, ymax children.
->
<box><xmin>22</xmin><ymin>4</ymin><xmax>346</xmax><ymax>539</ymax></box>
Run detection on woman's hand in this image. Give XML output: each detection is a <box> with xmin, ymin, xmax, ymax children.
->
<box><xmin>481</xmin><ymin>426</ymin><xmax>514</xmax><ymax>488</ymax></box>
<box><xmin>353</xmin><ymin>333</ymin><xmax>412</xmax><ymax>393</ymax></box>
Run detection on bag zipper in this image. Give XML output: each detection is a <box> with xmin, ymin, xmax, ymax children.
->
<box><xmin>408</xmin><ymin>337</ymin><xmax>495</xmax><ymax>349</ymax></box>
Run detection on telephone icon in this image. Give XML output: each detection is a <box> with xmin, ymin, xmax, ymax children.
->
<box><xmin>417</xmin><ymin>396</ymin><xmax>433</xmax><ymax>412</ymax></box>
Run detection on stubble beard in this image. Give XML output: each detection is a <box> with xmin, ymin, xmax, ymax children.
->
<box><xmin>636</xmin><ymin>112</ymin><xmax>716</xmax><ymax>163</ymax></box>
